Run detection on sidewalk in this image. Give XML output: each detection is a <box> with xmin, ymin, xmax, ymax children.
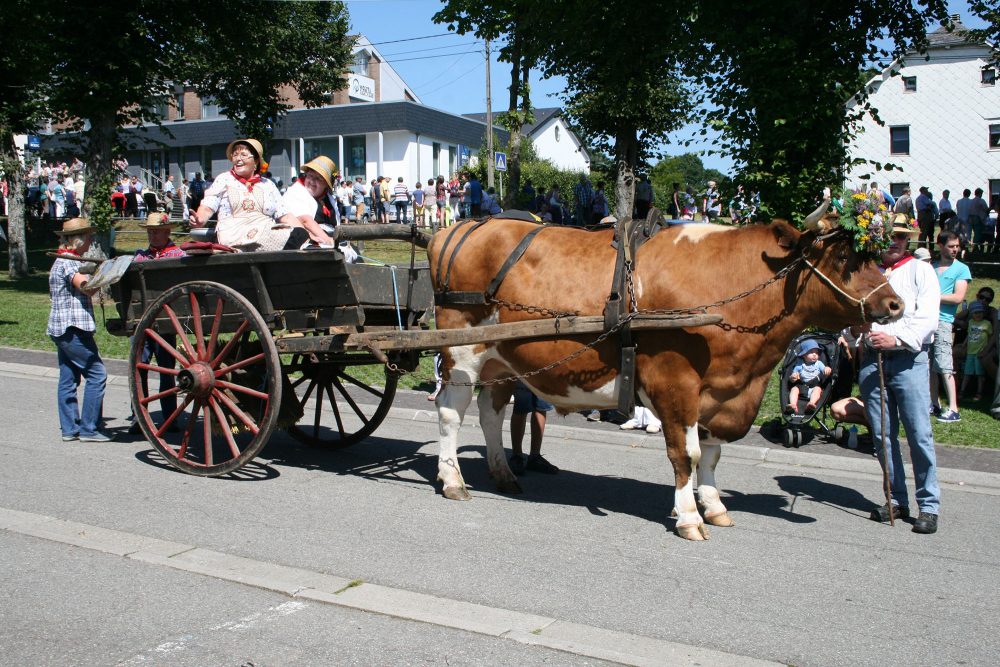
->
<box><xmin>5</xmin><ymin>345</ymin><xmax>1000</xmax><ymax>479</ymax></box>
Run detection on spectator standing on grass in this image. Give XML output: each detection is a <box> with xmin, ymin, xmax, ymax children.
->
<box><xmin>393</xmin><ymin>176</ymin><xmax>410</xmax><ymax>224</ymax></box>
<box><xmin>959</xmin><ymin>300</ymin><xmax>993</xmax><ymax>401</ymax></box>
<box><xmin>634</xmin><ymin>175</ymin><xmax>653</xmax><ymax>219</ymax></box>
<box><xmin>449</xmin><ymin>174</ymin><xmax>462</xmax><ymax>221</ymax></box>
<box><xmin>411</xmin><ymin>182</ymin><xmax>425</xmax><ymax>225</ymax></box>
<box><xmin>915</xmin><ymin>187</ymin><xmax>935</xmax><ymax>247</ymax></box>
<box><xmin>423</xmin><ymin>179</ymin><xmax>437</xmax><ymax>228</ymax></box>
<box><xmin>352</xmin><ymin>176</ymin><xmax>367</xmax><ymax>222</ymax></box>
<box><xmin>930</xmin><ymin>230</ymin><xmax>971</xmax><ymax>424</ymax></box>
<box><xmin>573</xmin><ymin>174</ymin><xmax>593</xmax><ymax>226</ymax></box>
<box><xmin>970</xmin><ymin>188</ymin><xmax>990</xmax><ymax>250</ymax></box>
<box><xmin>702</xmin><ymin>180</ymin><xmax>721</xmax><ymax>222</ymax></box>
<box><xmin>893</xmin><ymin>187</ymin><xmax>915</xmax><ymax>218</ymax></box>
<box><xmin>48</xmin><ymin>218</ymin><xmax>111</xmax><ymax>443</ymax></box>
<box><xmin>435</xmin><ymin>176</ymin><xmax>448</xmax><ymax>228</ymax></box>
<box><xmin>469</xmin><ymin>174</ymin><xmax>483</xmax><ymax>218</ymax></box>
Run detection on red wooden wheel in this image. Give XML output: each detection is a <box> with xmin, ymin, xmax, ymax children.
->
<box><xmin>284</xmin><ymin>353</ymin><xmax>398</xmax><ymax>449</ymax></box>
<box><xmin>129</xmin><ymin>281</ymin><xmax>281</xmax><ymax>476</ymax></box>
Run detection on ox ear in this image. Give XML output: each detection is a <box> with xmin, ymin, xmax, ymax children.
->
<box><xmin>771</xmin><ymin>220</ymin><xmax>800</xmax><ymax>250</ymax></box>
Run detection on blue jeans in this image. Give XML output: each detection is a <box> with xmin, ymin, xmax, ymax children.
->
<box><xmin>51</xmin><ymin>328</ymin><xmax>107</xmax><ymax>438</ymax></box>
<box><xmin>859</xmin><ymin>347</ymin><xmax>940</xmax><ymax>514</ymax></box>
<box><xmin>134</xmin><ymin>335</ymin><xmax>177</xmax><ymax>422</ymax></box>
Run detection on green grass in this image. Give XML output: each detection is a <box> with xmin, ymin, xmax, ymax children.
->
<box><xmin>3</xmin><ymin>239</ymin><xmax>998</xmax><ymax>446</ymax></box>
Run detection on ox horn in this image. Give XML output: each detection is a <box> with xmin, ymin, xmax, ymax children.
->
<box><xmin>802</xmin><ymin>187</ymin><xmax>832</xmax><ymax>231</ymax></box>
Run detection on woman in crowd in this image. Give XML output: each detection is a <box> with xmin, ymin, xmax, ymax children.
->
<box><xmin>48</xmin><ymin>218</ymin><xmax>110</xmax><ymax>442</ymax></box>
<box><xmin>189</xmin><ymin>139</ymin><xmax>331</xmax><ymax>251</ymax></box>
<box><xmin>282</xmin><ymin>156</ymin><xmax>358</xmax><ymax>261</ymax></box>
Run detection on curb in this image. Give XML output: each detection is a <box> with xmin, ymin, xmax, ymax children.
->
<box><xmin>0</xmin><ymin>506</ymin><xmax>779</xmax><ymax>667</ymax></box>
<box><xmin>5</xmin><ymin>359</ymin><xmax>1000</xmax><ymax>491</ymax></box>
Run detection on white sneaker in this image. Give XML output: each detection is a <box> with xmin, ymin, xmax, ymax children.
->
<box><xmin>645</xmin><ymin>424</ymin><xmax>662</xmax><ymax>433</ymax></box>
<box><xmin>619</xmin><ymin>419</ymin><xmax>641</xmax><ymax>430</ymax></box>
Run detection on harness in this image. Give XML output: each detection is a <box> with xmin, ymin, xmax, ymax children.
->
<box><xmin>434</xmin><ymin>210</ymin><xmax>666</xmax><ymax>415</ymax></box>
<box><xmin>802</xmin><ymin>230</ymin><xmax>893</xmax><ymax>324</ymax></box>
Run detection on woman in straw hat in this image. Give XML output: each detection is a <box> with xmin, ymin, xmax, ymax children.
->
<box><xmin>189</xmin><ymin>138</ymin><xmax>333</xmax><ymax>251</ymax></box>
<box><xmin>282</xmin><ymin>156</ymin><xmax>359</xmax><ymax>261</ymax></box>
<box><xmin>47</xmin><ymin>218</ymin><xmax>111</xmax><ymax>442</ymax></box>
<box><xmin>127</xmin><ymin>213</ymin><xmax>186</xmax><ymax>434</ymax></box>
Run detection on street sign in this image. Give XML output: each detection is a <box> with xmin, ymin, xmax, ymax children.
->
<box><xmin>26</xmin><ymin>136</ymin><xmax>40</xmax><ymax>151</ymax></box>
<box><xmin>495</xmin><ymin>152</ymin><xmax>507</xmax><ymax>172</ymax></box>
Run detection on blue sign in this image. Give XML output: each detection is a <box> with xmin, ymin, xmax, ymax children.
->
<box><xmin>495</xmin><ymin>152</ymin><xmax>507</xmax><ymax>172</ymax></box>
<box><xmin>458</xmin><ymin>145</ymin><xmax>471</xmax><ymax>166</ymax></box>
<box><xmin>26</xmin><ymin>136</ymin><xmax>40</xmax><ymax>151</ymax></box>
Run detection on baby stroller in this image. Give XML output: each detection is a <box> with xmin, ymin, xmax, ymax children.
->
<box><xmin>778</xmin><ymin>331</ymin><xmax>851</xmax><ymax>447</ymax></box>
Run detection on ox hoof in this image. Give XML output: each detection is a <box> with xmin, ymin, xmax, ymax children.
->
<box><xmin>495</xmin><ymin>479</ymin><xmax>523</xmax><ymax>495</ymax></box>
<box><xmin>676</xmin><ymin>523</ymin><xmax>710</xmax><ymax>541</ymax></box>
<box><xmin>704</xmin><ymin>511</ymin><xmax>735</xmax><ymax>527</ymax></box>
<box><xmin>442</xmin><ymin>485</ymin><xmax>472</xmax><ymax>501</ymax></box>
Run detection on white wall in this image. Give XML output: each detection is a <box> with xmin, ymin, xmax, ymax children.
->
<box><xmin>531</xmin><ymin>118</ymin><xmax>590</xmax><ymax>172</ymax></box>
<box><xmin>846</xmin><ymin>44</ymin><xmax>1000</xmax><ymax>199</ymax></box>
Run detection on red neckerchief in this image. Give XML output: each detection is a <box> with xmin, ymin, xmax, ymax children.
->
<box><xmin>231</xmin><ymin>168</ymin><xmax>261</xmax><ymax>192</ymax></box>
<box><xmin>147</xmin><ymin>242</ymin><xmax>179</xmax><ymax>259</ymax></box>
<box><xmin>882</xmin><ymin>254</ymin><xmax>914</xmax><ymax>276</ymax></box>
<box><xmin>298</xmin><ymin>177</ymin><xmax>332</xmax><ymax>218</ymax></box>
<box><xmin>56</xmin><ymin>248</ymin><xmax>81</xmax><ymax>258</ymax></box>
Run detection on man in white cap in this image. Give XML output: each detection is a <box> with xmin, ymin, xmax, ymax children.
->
<box><xmin>858</xmin><ymin>214</ymin><xmax>941</xmax><ymax>534</ymax></box>
<box><xmin>282</xmin><ymin>156</ymin><xmax>359</xmax><ymax>262</ymax></box>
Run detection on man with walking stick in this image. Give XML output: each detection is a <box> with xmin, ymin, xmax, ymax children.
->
<box><xmin>858</xmin><ymin>214</ymin><xmax>941</xmax><ymax>534</ymax></box>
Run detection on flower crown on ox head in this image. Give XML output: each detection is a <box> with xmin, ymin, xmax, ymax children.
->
<box><xmin>827</xmin><ymin>188</ymin><xmax>918</xmax><ymax>256</ymax></box>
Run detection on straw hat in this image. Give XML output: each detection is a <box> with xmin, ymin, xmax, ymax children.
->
<box><xmin>890</xmin><ymin>213</ymin><xmax>919</xmax><ymax>235</ymax></box>
<box><xmin>139</xmin><ymin>212</ymin><xmax>176</xmax><ymax>228</ymax></box>
<box><xmin>54</xmin><ymin>217</ymin><xmax>96</xmax><ymax>236</ymax></box>
<box><xmin>226</xmin><ymin>138</ymin><xmax>264</xmax><ymax>169</ymax></box>
<box><xmin>301</xmin><ymin>156</ymin><xmax>338</xmax><ymax>190</ymax></box>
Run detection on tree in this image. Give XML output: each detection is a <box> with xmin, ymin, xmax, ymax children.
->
<box><xmin>0</xmin><ymin>1</ymin><xmax>59</xmax><ymax>277</ymax></box>
<box><xmin>691</xmin><ymin>0</ymin><xmax>950</xmax><ymax>219</ymax></box>
<box><xmin>39</xmin><ymin>0</ymin><xmax>353</xmax><ymax>255</ymax></box>
<box><xmin>435</xmin><ymin>1</ymin><xmax>542</xmax><ymax>208</ymax></box>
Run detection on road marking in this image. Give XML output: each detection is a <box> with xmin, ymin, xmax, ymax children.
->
<box><xmin>2</xmin><ymin>506</ymin><xmax>778</xmax><ymax>667</ymax></box>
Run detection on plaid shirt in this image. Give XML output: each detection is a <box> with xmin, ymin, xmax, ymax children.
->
<box><xmin>47</xmin><ymin>258</ymin><xmax>95</xmax><ymax>337</ymax></box>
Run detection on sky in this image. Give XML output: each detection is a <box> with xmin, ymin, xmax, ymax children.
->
<box><xmin>345</xmin><ymin>0</ymin><xmax>987</xmax><ymax>176</ymax></box>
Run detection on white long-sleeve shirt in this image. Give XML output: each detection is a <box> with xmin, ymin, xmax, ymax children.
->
<box><xmin>870</xmin><ymin>256</ymin><xmax>940</xmax><ymax>351</ymax></box>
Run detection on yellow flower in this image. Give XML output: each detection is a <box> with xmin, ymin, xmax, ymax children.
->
<box><xmin>878</xmin><ymin>204</ymin><xmax>887</xmax><ymax>211</ymax></box>
<box><xmin>853</xmin><ymin>193</ymin><xmax>867</xmax><ymax>200</ymax></box>
<box><xmin>860</xmin><ymin>234</ymin><xmax>870</xmax><ymax>243</ymax></box>
<box><xmin>859</xmin><ymin>219</ymin><xmax>869</xmax><ymax>228</ymax></box>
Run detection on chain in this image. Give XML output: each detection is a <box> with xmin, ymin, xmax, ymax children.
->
<box><xmin>386</xmin><ymin>253</ymin><xmax>809</xmax><ymax>387</ymax></box>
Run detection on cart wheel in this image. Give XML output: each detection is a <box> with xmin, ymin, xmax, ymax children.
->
<box><xmin>130</xmin><ymin>281</ymin><xmax>281</xmax><ymax>476</ymax></box>
<box><xmin>284</xmin><ymin>354</ymin><xmax>399</xmax><ymax>449</ymax></box>
<box><xmin>782</xmin><ymin>428</ymin><xmax>794</xmax><ymax>448</ymax></box>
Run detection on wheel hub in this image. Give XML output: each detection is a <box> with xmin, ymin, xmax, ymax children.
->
<box><xmin>177</xmin><ymin>361</ymin><xmax>216</xmax><ymax>398</ymax></box>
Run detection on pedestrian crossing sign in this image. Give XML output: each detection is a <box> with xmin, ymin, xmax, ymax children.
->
<box><xmin>495</xmin><ymin>152</ymin><xmax>507</xmax><ymax>172</ymax></box>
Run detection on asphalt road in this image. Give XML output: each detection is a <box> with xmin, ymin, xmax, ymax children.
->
<box><xmin>2</xmin><ymin>362</ymin><xmax>999</xmax><ymax>666</ymax></box>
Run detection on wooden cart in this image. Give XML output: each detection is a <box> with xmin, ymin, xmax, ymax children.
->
<box><xmin>108</xmin><ymin>224</ymin><xmax>720</xmax><ymax>477</ymax></box>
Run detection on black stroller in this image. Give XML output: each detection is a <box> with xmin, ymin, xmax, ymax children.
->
<box><xmin>778</xmin><ymin>331</ymin><xmax>853</xmax><ymax>447</ymax></box>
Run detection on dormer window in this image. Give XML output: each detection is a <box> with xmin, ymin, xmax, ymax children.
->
<box><xmin>351</xmin><ymin>51</ymin><xmax>371</xmax><ymax>76</ymax></box>
<box><xmin>903</xmin><ymin>76</ymin><xmax>917</xmax><ymax>93</ymax></box>
<box><xmin>983</xmin><ymin>67</ymin><xmax>996</xmax><ymax>86</ymax></box>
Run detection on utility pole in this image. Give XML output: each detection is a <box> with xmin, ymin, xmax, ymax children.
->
<box><xmin>485</xmin><ymin>38</ymin><xmax>494</xmax><ymax>188</ymax></box>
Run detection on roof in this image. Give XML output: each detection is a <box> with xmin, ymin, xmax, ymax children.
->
<box><xmin>926</xmin><ymin>18</ymin><xmax>975</xmax><ymax>49</ymax></box>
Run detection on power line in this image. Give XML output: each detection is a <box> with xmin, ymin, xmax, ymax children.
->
<box><xmin>380</xmin><ymin>41</ymin><xmax>481</xmax><ymax>58</ymax></box>
<box><xmin>381</xmin><ymin>49</ymin><xmax>482</xmax><ymax>64</ymax></box>
<box><xmin>367</xmin><ymin>32</ymin><xmax>463</xmax><ymax>46</ymax></box>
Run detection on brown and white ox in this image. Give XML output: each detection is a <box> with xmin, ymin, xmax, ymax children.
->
<box><xmin>426</xmin><ymin>202</ymin><xmax>902</xmax><ymax>540</ymax></box>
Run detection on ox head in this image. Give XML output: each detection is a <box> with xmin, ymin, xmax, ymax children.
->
<box><xmin>782</xmin><ymin>196</ymin><xmax>903</xmax><ymax>327</ymax></box>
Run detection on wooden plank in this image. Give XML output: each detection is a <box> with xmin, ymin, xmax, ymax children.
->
<box><xmin>274</xmin><ymin>313</ymin><xmax>721</xmax><ymax>354</ymax></box>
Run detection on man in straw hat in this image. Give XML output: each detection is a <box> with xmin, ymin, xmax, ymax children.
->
<box><xmin>856</xmin><ymin>213</ymin><xmax>941</xmax><ymax>533</ymax></box>
<box><xmin>128</xmin><ymin>212</ymin><xmax>186</xmax><ymax>434</ymax></box>
<box><xmin>47</xmin><ymin>218</ymin><xmax>112</xmax><ymax>442</ymax></box>
<box><xmin>282</xmin><ymin>155</ymin><xmax>359</xmax><ymax>261</ymax></box>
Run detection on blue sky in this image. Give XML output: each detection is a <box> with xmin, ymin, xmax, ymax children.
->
<box><xmin>346</xmin><ymin>0</ymin><xmax>986</xmax><ymax>175</ymax></box>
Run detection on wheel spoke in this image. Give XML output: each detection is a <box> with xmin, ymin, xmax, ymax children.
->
<box><xmin>212</xmin><ymin>388</ymin><xmax>261</xmax><ymax>435</ymax></box>
<box><xmin>215</xmin><ymin>379</ymin><xmax>270</xmax><ymax>400</ymax></box>
<box><xmin>202</xmin><ymin>401</ymin><xmax>214</xmax><ymax>467</ymax></box>
<box><xmin>144</xmin><ymin>328</ymin><xmax>190</xmax><ymax>368</ymax></box>
<box><xmin>156</xmin><ymin>395</ymin><xmax>194</xmax><ymax>439</ymax></box>
<box><xmin>337</xmin><ymin>370</ymin><xmax>386</xmax><ymax>398</ymax></box>
<box><xmin>289</xmin><ymin>374</ymin><xmax>309</xmax><ymax>389</ymax></box>
<box><xmin>206</xmin><ymin>297</ymin><xmax>225</xmax><ymax>361</ymax></box>
<box><xmin>312</xmin><ymin>382</ymin><xmax>325</xmax><ymax>438</ymax></box>
<box><xmin>215</xmin><ymin>352</ymin><xmax>266</xmax><ymax>378</ymax></box>
<box><xmin>332</xmin><ymin>376</ymin><xmax>370</xmax><ymax>425</ymax></box>
<box><xmin>326</xmin><ymin>382</ymin><xmax>346</xmax><ymax>436</ymax></box>
<box><xmin>140</xmin><ymin>386</ymin><xmax>182</xmax><ymax>407</ymax></box>
<box><xmin>210</xmin><ymin>320</ymin><xmax>251</xmax><ymax>368</ymax></box>
<box><xmin>162</xmin><ymin>302</ymin><xmax>198</xmax><ymax>360</ymax></box>
<box><xmin>136</xmin><ymin>362</ymin><xmax>181</xmax><ymax>376</ymax></box>
<box><xmin>298</xmin><ymin>378</ymin><xmax>318</xmax><ymax>409</ymax></box>
<box><xmin>190</xmin><ymin>292</ymin><xmax>206</xmax><ymax>359</ymax></box>
<box><xmin>176</xmin><ymin>397</ymin><xmax>200</xmax><ymax>459</ymax></box>
<box><xmin>208</xmin><ymin>396</ymin><xmax>242</xmax><ymax>459</ymax></box>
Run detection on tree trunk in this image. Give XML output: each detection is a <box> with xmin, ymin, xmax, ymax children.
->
<box><xmin>613</xmin><ymin>127</ymin><xmax>639</xmax><ymax>220</ymax></box>
<box><xmin>82</xmin><ymin>113</ymin><xmax>118</xmax><ymax>258</ymax></box>
<box><xmin>2</xmin><ymin>132</ymin><xmax>30</xmax><ymax>278</ymax></box>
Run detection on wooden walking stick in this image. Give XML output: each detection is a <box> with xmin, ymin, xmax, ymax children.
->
<box><xmin>877</xmin><ymin>351</ymin><xmax>894</xmax><ymax>526</ymax></box>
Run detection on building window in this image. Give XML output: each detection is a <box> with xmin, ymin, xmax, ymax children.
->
<box><xmin>149</xmin><ymin>99</ymin><xmax>168</xmax><ymax>120</ymax></box>
<box><xmin>983</xmin><ymin>67</ymin><xmax>996</xmax><ymax>86</ymax></box>
<box><xmin>432</xmin><ymin>142</ymin><xmax>441</xmax><ymax>177</ymax></box>
<box><xmin>351</xmin><ymin>51</ymin><xmax>370</xmax><ymax>76</ymax></box>
<box><xmin>990</xmin><ymin>179</ymin><xmax>1000</xmax><ymax>209</ymax></box>
<box><xmin>889</xmin><ymin>183</ymin><xmax>910</xmax><ymax>199</ymax></box>
<box><xmin>174</xmin><ymin>92</ymin><xmax>185</xmax><ymax>120</ymax></box>
<box><xmin>890</xmin><ymin>126</ymin><xmax>909</xmax><ymax>155</ymax></box>
<box><xmin>344</xmin><ymin>135</ymin><xmax>366</xmax><ymax>179</ymax></box>
<box><xmin>990</xmin><ymin>124</ymin><xmax>1000</xmax><ymax>149</ymax></box>
<box><xmin>902</xmin><ymin>76</ymin><xmax>917</xmax><ymax>92</ymax></box>
<box><xmin>554</xmin><ymin>125</ymin><xmax>561</xmax><ymax>142</ymax></box>
<box><xmin>201</xmin><ymin>98</ymin><xmax>221</xmax><ymax>120</ymax></box>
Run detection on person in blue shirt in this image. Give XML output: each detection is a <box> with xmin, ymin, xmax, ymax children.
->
<box><xmin>469</xmin><ymin>174</ymin><xmax>483</xmax><ymax>217</ymax></box>
<box><xmin>930</xmin><ymin>230</ymin><xmax>972</xmax><ymax>423</ymax></box>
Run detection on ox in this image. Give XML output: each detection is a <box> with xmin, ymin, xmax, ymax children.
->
<box><xmin>426</xmin><ymin>200</ymin><xmax>902</xmax><ymax>540</ymax></box>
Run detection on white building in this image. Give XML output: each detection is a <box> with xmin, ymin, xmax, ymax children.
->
<box><xmin>845</xmin><ymin>19</ymin><xmax>1000</xmax><ymax>204</ymax></box>
<box><xmin>464</xmin><ymin>107</ymin><xmax>591</xmax><ymax>172</ymax></box>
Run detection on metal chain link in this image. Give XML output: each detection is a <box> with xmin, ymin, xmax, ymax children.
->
<box><xmin>385</xmin><ymin>254</ymin><xmax>809</xmax><ymax>387</ymax></box>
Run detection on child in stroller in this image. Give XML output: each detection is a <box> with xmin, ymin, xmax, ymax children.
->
<box><xmin>778</xmin><ymin>332</ymin><xmax>849</xmax><ymax>447</ymax></box>
<box><xmin>787</xmin><ymin>339</ymin><xmax>832</xmax><ymax>413</ymax></box>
